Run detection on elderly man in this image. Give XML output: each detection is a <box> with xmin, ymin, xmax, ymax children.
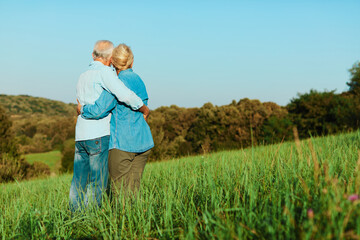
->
<box><xmin>69</xmin><ymin>40</ymin><xmax>149</xmax><ymax>212</ymax></box>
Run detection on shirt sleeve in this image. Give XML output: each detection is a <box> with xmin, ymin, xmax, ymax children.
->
<box><xmin>101</xmin><ymin>67</ymin><xmax>143</xmax><ymax>110</ymax></box>
<box><xmin>81</xmin><ymin>90</ymin><xmax>117</xmax><ymax>120</ymax></box>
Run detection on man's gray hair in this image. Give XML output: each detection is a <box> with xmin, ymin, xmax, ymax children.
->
<box><xmin>93</xmin><ymin>40</ymin><xmax>114</xmax><ymax>60</ymax></box>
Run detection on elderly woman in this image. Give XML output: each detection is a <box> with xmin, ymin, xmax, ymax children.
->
<box><xmin>79</xmin><ymin>44</ymin><xmax>154</xmax><ymax>198</ymax></box>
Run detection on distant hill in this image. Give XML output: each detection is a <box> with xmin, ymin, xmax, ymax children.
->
<box><xmin>0</xmin><ymin>94</ymin><xmax>76</xmax><ymax>153</ymax></box>
<box><xmin>0</xmin><ymin>94</ymin><xmax>76</xmax><ymax>117</ymax></box>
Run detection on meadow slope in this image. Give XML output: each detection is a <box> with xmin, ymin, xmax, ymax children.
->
<box><xmin>24</xmin><ymin>150</ymin><xmax>62</xmax><ymax>173</ymax></box>
<box><xmin>1</xmin><ymin>131</ymin><xmax>360</xmax><ymax>239</ymax></box>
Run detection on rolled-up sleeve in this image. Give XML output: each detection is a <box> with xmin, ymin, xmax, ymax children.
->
<box><xmin>101</xmin><ymin>68</ymin><xmax>143</xmax><ymax>110</ymax></box>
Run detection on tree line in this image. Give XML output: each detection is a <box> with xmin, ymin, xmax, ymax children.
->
<box><xmin>62</xmin><ymin>61</ymin><xmax>360</xmax><ymax>169</ymax></box>
<box><xmin>1</xmin><ymin>62</ymin><xmax>359</xmax><ymax>178</ymax></box>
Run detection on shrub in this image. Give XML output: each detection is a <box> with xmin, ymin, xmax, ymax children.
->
<box><xmin>261</xmin><ymin>116</ymin><xmax>293</xmax><ymax>144</ymax></box>
<box><xmin>28</xmin><ymin>161</ymin><xmax>51</xmax><ymax>178</ymax></box>
<box><xmin>0</xmin><ymin>154</ymin><xmax>50</xmax><ymax>183</ymax></box>
<box><xmin>60</xmin><ymin>138</ymin><xmax>75</xmax><ymax>173</ymax></box>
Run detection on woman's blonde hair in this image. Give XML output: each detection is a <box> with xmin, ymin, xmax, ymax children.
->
<box><xmin>111</xmin><ymin>44</ymin><xmax>134</xmax><ymax>71</ymax></box>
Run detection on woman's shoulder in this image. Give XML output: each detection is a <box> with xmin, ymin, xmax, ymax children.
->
<box><xmin>121</xmin><ymin>70</ymin><xmax>146</xmax><ymax>86</ymax></box>
<box><xmin>119</xmin><ymin>69</ymin><xmax>148</xmax><ymax>99</ymax></box>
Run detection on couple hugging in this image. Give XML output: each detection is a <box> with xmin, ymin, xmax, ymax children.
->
<box><xmin>69</xmin><ymin>40</ymin><xmax>154</xmax><ymax>212</ymax></box>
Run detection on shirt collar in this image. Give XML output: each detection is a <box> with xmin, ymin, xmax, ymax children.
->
<box><xmin>118</xmin><ymin>68</ymin><xmax>133</xmax><ymax>76</ymax></box>
<box><xmin>89</xmin><ymin>61</ymin><xmax>105</xmax><ymax>67</ymax></box>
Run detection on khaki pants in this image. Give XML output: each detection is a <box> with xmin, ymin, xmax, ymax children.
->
<box><xmin>108</xmin><ymin>149</ymin><xmax>151</xmax><ymax>198</ymax></box>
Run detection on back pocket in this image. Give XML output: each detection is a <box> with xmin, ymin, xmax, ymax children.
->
<box><xmin>86</xmin><ymin>138</ymin><xmax>102</xmax><ymax>156</ymax></box>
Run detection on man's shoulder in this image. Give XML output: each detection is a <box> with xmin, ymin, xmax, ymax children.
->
<box><xmin>83</xmin><ymin>61</ymin><xmax>113</xmax><ymax>72</ymax></box>
<box><xmin>78</xmin><ymin>68</ymin><xmax>100</xmax><ymax>83</ymax></box>
<box><xmin>97</xmin><ymin>64</ymin><xmax>117</xmax><ymax>78</ymax></box>
<box><xmin>78</xmin><ymin>63</ymin><xmax>114</xmax><ymax>81</ymax></box>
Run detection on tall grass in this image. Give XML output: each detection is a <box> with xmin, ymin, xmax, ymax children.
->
<box><xmin>1</xmin><ymin>131</ymin><xmax>360</xmax><ymax>239</ymax></box>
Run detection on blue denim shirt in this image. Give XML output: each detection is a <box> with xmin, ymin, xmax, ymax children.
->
<box><xmin>81</xmin><ymin>69</ymin><xmax>154</xmax><ymax>153</ymax></box>
<box><xmin>76</xmin><ymin>61</ymin><xmax>144</xmax><ymax>141</ymax></box>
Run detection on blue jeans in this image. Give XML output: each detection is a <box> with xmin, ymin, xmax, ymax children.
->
<box><xmin>69</xmin><ymin>135</ymin><xmax>109</xmax><ymax>212</ymax></box>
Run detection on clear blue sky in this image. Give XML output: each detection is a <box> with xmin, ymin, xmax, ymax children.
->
<box><xmin>0</xmin><ymin>0</ymin><xmax>359</xmax><ymax>109</ymax></box>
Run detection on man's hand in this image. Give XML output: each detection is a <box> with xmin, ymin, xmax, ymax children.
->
<box><xmin>77</xmin><ymin>99</ymin><xmax>82</xmax><ymax>116</ymax></box>
<box><xmin>138</xmin><ymin>104</ymin><xmax>150</xmax><ymax>122</ymax></box>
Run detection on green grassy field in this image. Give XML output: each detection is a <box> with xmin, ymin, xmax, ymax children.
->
<box><xmin>1</xmin><ymin>131</ymin><xmax>360</xmax><ymax>239</ymax></box>
<box><xmin>24</xmin><ymin>150</ymin><xmax>61</xmax><ymax>172</ymax></box>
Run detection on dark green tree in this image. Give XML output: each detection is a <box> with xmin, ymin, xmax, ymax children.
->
<box><xmin>347</xmin><ymin>62</ymin><xmax>360</xmax><ymax>95</ymax></box>
<box><xmin>287</xmin><ymin>90</ymin><xmax>352</xmax><ymax>138</ymax></box>
<box><xmin>0</xmin><ymin>105</ymin><xmax>19</xmax><ymax>159</ymax></box>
